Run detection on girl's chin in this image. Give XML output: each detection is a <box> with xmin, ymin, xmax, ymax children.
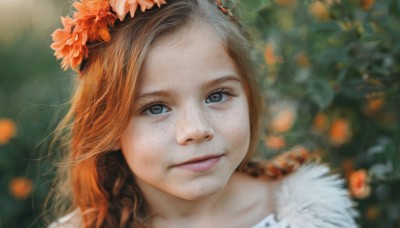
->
<box><xmin>171</xmin><ymin>178</ymin><xmax>230</xmax><ymax>201</ymax></box>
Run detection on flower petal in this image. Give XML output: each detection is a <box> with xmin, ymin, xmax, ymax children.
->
<box><xmin>115</xmin><ymin>0</ymin><xmax>129</xmax><ymax>20</ymax></box>
<box><xmin>98</xmin><ymin>27</ymin><xmax>111</xmax><ymax>42</ymax></box>
<box><xmin>129</xmin><ymin>2</ymin><xmax>139</xmax><ymax>17</ymax></box>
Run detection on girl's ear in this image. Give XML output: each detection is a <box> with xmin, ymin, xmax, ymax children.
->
<box><xmin>110</xmin><ymin>140</ymin><xmax>121</xmax><ymax>151</ymax></box>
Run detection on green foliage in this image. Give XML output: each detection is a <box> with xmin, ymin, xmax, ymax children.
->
<box><xmin>0</xmin><ymin>9</ymin><xmax>71</xmax><ymax>226</ymax></box>
<box><xmin>240</xmin><ymin>0</ymin><xmax>400</xmax><ymax>227</ymax></box>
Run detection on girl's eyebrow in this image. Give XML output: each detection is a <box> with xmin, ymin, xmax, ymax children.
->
<box><xmin>135</xmin><ymin>90</ymin><xmax>175</xmax><ymax>101</ymax></box>
<box><xmin>201</xmin><ymin>75</ymin><xmax>241</xmax><ymax>90</ymax></box>
<box><xmin>135</xmin><ymin>75</ymin><xmax>241</xmax><ymax>101</ymax></box>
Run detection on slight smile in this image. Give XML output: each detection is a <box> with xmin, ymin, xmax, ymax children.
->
<box><xmin>172</xmin><ymin>154</ymin><xmax>225</xmax><ymax>172</ymax></box>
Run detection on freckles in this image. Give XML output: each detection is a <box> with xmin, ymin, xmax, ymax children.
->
<box><xmin>150</xmin><ymin>123</ymin><xmax>172</xmax><ymax>145</ymax></box>
<box><xmin>214</xmin><ymin>104</ymin><xmax>249</xmax><ymax>133</ymax></box>
<box><xmin>133</xmin><ymin>121</ymin><xmax>169</xmax><ymax>144</ymax></box>
<box><xmin>213</xmin><ymin>100</ymin><xmax>251</xmax><ymax>152</ymax></box>
<box><xmin>127</xmin><ymin>122</ymin><xmax>171</xmax><ymax>164</ymax></box>
<box><xmin>213</xmin><ymin>115</ymin><xmax>249</xmax><ymax>151</ymax></box>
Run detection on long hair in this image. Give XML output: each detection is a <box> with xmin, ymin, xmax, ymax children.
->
<box><xmin>51</xmin><ymin>0</ymin><xmax>263</xmax><ymax>227</ymax></box>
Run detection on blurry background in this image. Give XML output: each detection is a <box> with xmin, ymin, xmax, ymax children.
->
<box><xmin>0</xmin><ymin>0</ymin><xmax>399</xmax><ymax>227</ymax></box>
<box><xmin>0</xmin><ymin>0</ymin><xmax>71</xmax><ymax>227</ymax></box>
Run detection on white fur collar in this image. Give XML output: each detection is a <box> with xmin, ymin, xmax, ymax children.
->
<box><xmin>272</xmin><ymin>164</ymin><xmax>358</xmax><ymax>228</ymax></box>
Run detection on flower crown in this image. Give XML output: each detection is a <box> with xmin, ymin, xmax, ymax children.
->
<box><xmin>51</xmin><ymin>0</ymin><xmax>235</xmax><ymax>71</ymax></box>
<box><xmin>51</xmin><ymin>0</ymin><xmax>166</xmax><ymax>71</ymax></box>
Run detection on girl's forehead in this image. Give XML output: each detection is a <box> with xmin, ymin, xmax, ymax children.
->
<box><xmin>150</xmin><ymin>21</ymin><xmax>223</xmax><ymax>56</ymax></box>
<box><xmin>138</xmin><ymin>22</ymin><xmax>238</xmax><ymax>90</ymax></box>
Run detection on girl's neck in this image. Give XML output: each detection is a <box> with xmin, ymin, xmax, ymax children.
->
<box><xmin>139</xmin><ymin>172</ymin><xmax>274</xmax><ymax>227</ymax></box>
<box><xmin>138</xmin><ymin>172</ymin><xmax>240</xmax><ymax>225</ymax></box>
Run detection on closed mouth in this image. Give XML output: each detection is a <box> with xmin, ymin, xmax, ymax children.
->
<box><xmin>171</xmin><ymin>154</ymin><xmax>224</xmax><ymax>172</ymax></box>
<box><xmin>173</xmin><ymin>154</ymin><xmax>224</xmax><ymax>167</ymax></box>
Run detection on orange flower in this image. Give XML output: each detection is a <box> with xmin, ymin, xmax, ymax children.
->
<box><xmin>295</xmin><ymin>52</ymin><xmax>310</xmax><ymax>68</ymax></box>
<box><xmin>264</xmin><ymin>135</ymin><xmax>286</xmax><ymax>150</ymax></box>
<box><xmin>269</xmin><ymin>106</ymin><xmax>296</xmax><ymax>133</ymax></box>
<box><xmin>329</xmin><ymin>117</ymin><xmax>352</xmax><ymax>146</ymax></box>
<box><xmin>360</xmin><ymin>0</ymin><xmax>374</xmax><ymax>10</ymax></box>
<box><xmin>73</xmin><ymin>0</ymin><xmax>117</xmax><ymax>42</ymax></box>
<box><xmin>264</xmin><ymin>43</ymin><xmax>283</xmax><ymax>65</ymax></box>
<box><xmin>349</xmin><ymin>169</ymin><xmax>370</xmax><ymax>199</ymax></box>
<box><xmin>109</xmin><ymin>0</ymin><xmax>166</xmax><ymax>21</ymax></box>
<box><xmin>364</xmin><ymin>98</ymin><xmax>385</xmax><ymax>116</ymax></box>
<box><xmin>51</xmin><ymin>0</ymin><xmax>167</xmax><ymax>70</ymax></box>
<box><xmin>274</xmin><ymin>0</ymin><xmax>297</xmax><ymax>8</ymax></box>
<box><xmin>9</xmin><ymin>177</ymin><xmax>33</xmax><ymax>200</ymax></box>
<box><xmin>309</xmin><ymin>1</ymin><xmax>330</xmax><ymax>21</ymax></box>
<box><xmin>51</xmin><ymin>17</ymin><xmax>89</xmax><ymax>70</ymax></box>
<box><xmin>0</xmin><ymin>118</ymin><xmax>17</xmax><ymax>144</ymax></box>
<box><xmin>313</xmin><ymin>112</ymin><xmax>329</xmax><ymax>132</ymax></box>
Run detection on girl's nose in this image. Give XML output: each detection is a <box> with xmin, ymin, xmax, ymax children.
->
<box><xmin>176</xmin><ymin>106</ymin><xmax>214</xmax><ymax>145</ymax></box>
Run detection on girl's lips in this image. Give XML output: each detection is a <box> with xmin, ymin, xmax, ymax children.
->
<box><xmin>172</xmin><ymin>154</ymin><xmax>224</xmax><ymax>172</ymax></box>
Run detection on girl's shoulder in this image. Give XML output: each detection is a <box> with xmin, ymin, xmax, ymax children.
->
<box><xmin>258</xmin><ymin>163</ymin><xmax>358</xmax><ymax>228</ymax></box>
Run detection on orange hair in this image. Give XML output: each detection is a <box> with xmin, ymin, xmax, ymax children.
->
<box><xmin>51</xmin><ymin>0</ymin><xmax>264</xmax><ymax>227</ymax></box>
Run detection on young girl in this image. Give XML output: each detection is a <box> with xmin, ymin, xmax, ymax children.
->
<box><xmin>49</xmin><ymin>0</ymin><xmax>357</xmax><ymax>227</ymax></box>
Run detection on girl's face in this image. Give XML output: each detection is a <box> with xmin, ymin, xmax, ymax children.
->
<box><xmin>118</xmin><ymin>23</ymin><xmax>250</xmax><ymax>201</ymax></box>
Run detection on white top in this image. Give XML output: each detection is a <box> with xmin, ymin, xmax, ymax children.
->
<box><xmin>50</xmin><ymin>164</ymin><xmax>358</xmax><ymax>228</ymax></box>
<box><xmin>252</xmin><ymin>214</ymin><xmax>289</xmax><ymax>228</ymax></box>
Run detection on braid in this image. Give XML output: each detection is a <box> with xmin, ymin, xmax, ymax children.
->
<box><xmin>241</xmin><ymin>146</ymin><xmax>311</xmax><ymax>180</ymax></box>
<box><xmin>97</xmin><ymin>152</ymin><xmax>146</xmax><ymax>228</ymax></box>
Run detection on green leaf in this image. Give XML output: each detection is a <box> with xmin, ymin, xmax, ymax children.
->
<box><xmin>308</xmin><ymin>80</ymin><xmax>334</xmax><ymax>109</ymax></box>
<box><xmin>360</xmin><ymin>33</ymin><xmax>381</xmax><ymax>42</ymax></box>
<box><xmin>389</xmin><ymin>0</ymin><xmax>400</xmax><ymax>17</ymax></box>
<box><xmin>336</xmin><ymin>67</ymin><xmax>348</xmax><ymax>83</ymax></box>
<box><xmin>316</xmin><ymin>48</ymin><xmax>348</xmax><ymax>64</ymax></box>
<box><xmin>310</xmin><ymin>22</ymin><xmax>342</xmax><ymax>33</ymax></box>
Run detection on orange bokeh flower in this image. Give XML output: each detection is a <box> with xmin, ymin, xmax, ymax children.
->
<box><xmin>313</xmin><ymin>112</ymin><xmax>329</xmax><ymax>132</ymax></box>
<box><xmin>295</xmin><ymin>52</ymin><xmax>310</xmax><ymax>68</ymax></box>
<box><xmin>329</xmin><ymin>117</ymin><xmax>352</xmax><ymax>146</ymax></box>
<box><xmin>349</xmin><ymin>169</ymin><xmax>371</xmax><ymax>199</ymax></box>
<box><xmin>0</xmin><ymin>118</ymin><xmax>17</xmax><ymax>144</ymax></box>
<box><xmin>274</xmin><ymin>0</ymin><xmax>297</xmax><ymax>8</ymax></box>
<box><xmin>269</xmin><ymin>106</ymin><xmax>296</xmax><ymax>133</ymax></box>
<box><xmin>264</xmin><ymin>135</ymin><xmax>286</xmax><ymax>150</ymax></box>
<box><xmin>309</xmin><ymin>1</ymin><xmax>330</xmax><ymax>21</ymax></box>
<box><xmin>51</xmin><ymin>17</ymin><xmax>89</xmax><ymax>70</ymax></box>
<box><xmin>364</xmin><ymin>98</ymin><xmax>385</xmax><ymax>116</ymax></box>
<box><xmin>109</xmin><ymin>0</ymin><xmax>166</xmax><ymax>21</ymax></box>
<box><xmin>264</xmin><ymin>43</ymin><xmax>283</xmax><ymax>65</ymax></box>
<box><xmin>73</xmin><ymin>0</ymin><xmax>117</xmax><ymax>42</ymax></box>
<box><xmin>9</xmin><ymin>177</ymin><xmax>33</xmax><ymax>200</ymax></box>
<box><xmin>360</xmin><ymin>0</ymin><xmax>374</xmax><ymax>10</ymax></box>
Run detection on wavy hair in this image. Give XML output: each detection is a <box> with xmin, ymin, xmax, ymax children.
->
<box><xmin>50</xmin><ymin>0</ymin><xmax>263</xmax><ymax>227</ymax></box>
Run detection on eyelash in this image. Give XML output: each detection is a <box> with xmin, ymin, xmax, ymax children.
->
<box><xmin>139</xmin><ymin>102</ymin><xmax>168</xmax><ymax>116</ymax></box>
<box><xmin>139</xmin><ymin>88</ymin><xmax>238</xmax><ymax>116</ymax></box>
<box><xmin>207</xmin><ymin>88</ymin><xmax>237</xmax><ymax>103</ymax></box>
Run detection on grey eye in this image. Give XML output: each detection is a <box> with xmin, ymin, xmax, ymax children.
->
<box><xmin>207</xmin><ymin>92</ymin><xmax>223</xmax><ymax>103</ymax></box>
<box><xmin>148</xmin><ymin>105</ymin><xmax>165</xmax><ymax>114</ymax></box>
